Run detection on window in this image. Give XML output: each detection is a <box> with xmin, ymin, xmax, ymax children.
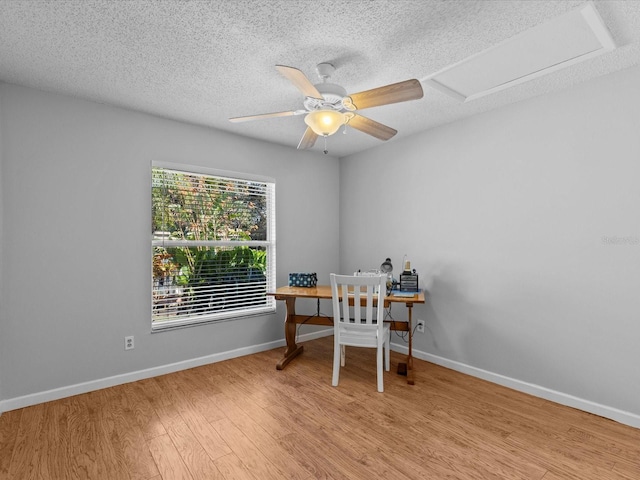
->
<box><xmin>151</xmin><ymin>163</ymin><xmax>275</xmax><ymax>330</ymax></box>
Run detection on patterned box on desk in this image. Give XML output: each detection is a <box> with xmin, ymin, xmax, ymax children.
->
<box><xmin>288</xmin><ymin>272</ymin><xmax>318</xmax><ymax>288</ymax></box>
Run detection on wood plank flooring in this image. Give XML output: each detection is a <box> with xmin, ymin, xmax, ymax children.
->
<box><xmin>1</xmin><ymin>336</ymin><xmax>639</xmax><ymax>479</ymax></box>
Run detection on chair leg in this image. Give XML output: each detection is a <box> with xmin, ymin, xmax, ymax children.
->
<box><xmin>332</xmin><ymin>336</ymin><xmax>341</xmax><ymax>387</ymax></box>
<box><xmin>376</xmin><ymin>342</ymin><xmax>384</xmax><ymax>392</ymax></box>
<box><xmin>385</xmin><ymin>332</ymin><xmax>390</xmax><ymax>372</ymax></box>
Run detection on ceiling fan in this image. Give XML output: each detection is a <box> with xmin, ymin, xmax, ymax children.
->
<box><xmin>229</xmin><ymin>63</ymin><xmax>424</xmax><ymax>153</ymax></box>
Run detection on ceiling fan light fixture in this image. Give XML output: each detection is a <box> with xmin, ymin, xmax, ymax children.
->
<box><xmin>304</xmin><ymin>109</ymin><xmax>345</xmax><ymax>136</ymax></box>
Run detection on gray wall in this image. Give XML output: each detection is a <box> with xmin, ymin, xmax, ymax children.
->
<box><xmin>0</xmin><ymin>89</ymin><xmax>4</xmax><ymax>405</ymax></box>
<box><xmin>0</xmin><ymin>83</ymin><xmax>339</xmax><ymax>408</ymax></box>
<box><xmin>340</xmin><ymin>65</ymin><xmax>640</xmax><ymax>425</ymax></box>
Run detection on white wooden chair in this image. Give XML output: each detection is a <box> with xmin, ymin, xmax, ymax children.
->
<box><xmin>330</xmin><ymin>273</ymin><xmax>391</xmax><ymax>392</ymax></box>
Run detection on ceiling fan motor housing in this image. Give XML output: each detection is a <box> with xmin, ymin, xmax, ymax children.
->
<box><xmin>304</xmin><ymin>82</ymin><xmax>348</xmax><ymax>111</ymax></box>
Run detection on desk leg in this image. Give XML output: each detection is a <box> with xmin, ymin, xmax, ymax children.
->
<box><xmin>276</xmin><ymin>297</ymin><xmax>304</xmax><ymax>370</ymax></box>
<box><xmin>406</xmin><ymin>302</ymin><xmax>415</xmax><ymax>385</ymax></box>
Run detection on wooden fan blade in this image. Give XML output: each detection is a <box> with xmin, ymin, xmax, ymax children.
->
<box><xmin>276</xmin><ymin>65</ymin><xmax>323</xmax><ymax>99</ymax></box>
<box><xmin>347</xmin><ymin>114</ymin><xmax>397</xmax><ymax>141</ymax></box>
<box><xmin>229</xmin><ymin>110</ymin><xmax>305</xmax><ymax>123</ymax></box>
<box><xmin>297</xmin><ymin>127</ymin><xmax>318</xmax><ymax>150</ymax></box>
<box><xmin>346</xmin><ymin>79</ymin><xmax>424</xmax><ymax>110</ymax></box>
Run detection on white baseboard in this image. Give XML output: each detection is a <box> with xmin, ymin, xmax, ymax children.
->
<box><xmin>3</xmin><ymin>330</ymin><xmax>638</xmax><ymax>431</ymax></box>
<box><xmin>391</xmin><ymin>341</ymin><xmax>640</xmax><ymax>430</ymax></box>
<box><xmin>0</xmin><ymin>328</ymin><xmax>335</xmax><ymax>415</ymax></box>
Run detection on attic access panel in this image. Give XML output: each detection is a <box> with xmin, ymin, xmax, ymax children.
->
<box><xmin>423</xmin><ymin>2</ymin><xmax>616</xmax><ymax>102</ymax></box>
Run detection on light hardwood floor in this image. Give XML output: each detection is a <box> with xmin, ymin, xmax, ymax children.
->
<box><xmin>1</xmin><ymin>336</ymin><xmax>639</xmax><ymax>479</ymax></box>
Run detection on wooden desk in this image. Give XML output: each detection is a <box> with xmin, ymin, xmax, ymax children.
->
<box><xmin>268</xmin><ymin>286</ymin><xmax>425</xmax><ymax>385</ymax></box>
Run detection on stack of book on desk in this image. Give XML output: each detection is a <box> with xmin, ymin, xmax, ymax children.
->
<box><xmin>391</xmin><ymin>290</ymin><xmax>421</xmax><ymax>298</ymax></box>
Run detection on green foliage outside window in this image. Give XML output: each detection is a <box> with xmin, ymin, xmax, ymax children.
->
<box><xmin>152</xmin><ymin>167</ymin><xmax>272</xmax><ymax>323</ymax></box>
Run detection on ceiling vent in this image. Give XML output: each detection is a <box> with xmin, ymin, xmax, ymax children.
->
<box><xmin>423</xmin><ymin>2</ymin><xmax>616</xmax><ymax>102</ymax></box>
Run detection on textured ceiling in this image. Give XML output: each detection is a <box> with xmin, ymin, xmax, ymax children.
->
<box><xmin>1</xmin><ymin>0</ymin><xmax>640</xmax><ymax>157</ymax></box>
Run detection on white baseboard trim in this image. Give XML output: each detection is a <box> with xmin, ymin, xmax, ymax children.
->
<box><xmin>3</xmin><ymin>330</ymin><xmax>638</xmax><ymax>431</ymax></box>
<box><xmin>0</xmin><ymin>329</ymin><xmax>332</xmax><ymax>415</ymax></box>
<box><xmin>391</xmin><ymin>341</ymin><xmax>640</xmax><ymax>429</ymax></box>
<box><xmin>0</xmin><ymin>328</ymin><xmax>336</xmax><ymax>415</ymax></box>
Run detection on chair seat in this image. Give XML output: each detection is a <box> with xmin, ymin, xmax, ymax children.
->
<box><xmin>339</xmin><ymin>324</ymin><xmax>390</xmax><ymax>347</ymax></box>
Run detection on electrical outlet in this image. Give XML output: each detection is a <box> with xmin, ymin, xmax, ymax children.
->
<box><xmin>416</xmin><ymin>320</ymin><xmax>425</xmax><ymax>334</ymax></box>
<box><xmin>124</xmin><ymin>336</ymin><xmax>134</xmax><ymax>350</ymax></box>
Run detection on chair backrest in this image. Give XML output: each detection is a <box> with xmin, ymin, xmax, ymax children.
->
<box><xmin>330</xmin><ymin>273</ymin><xmax>385</xmax><ymax>334</ymax></box>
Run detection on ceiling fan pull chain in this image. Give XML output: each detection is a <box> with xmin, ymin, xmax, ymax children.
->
<box><xmin>323</xmin><ymin>135</ymin><xmax>329</xmax><ymax>155</ymax></box>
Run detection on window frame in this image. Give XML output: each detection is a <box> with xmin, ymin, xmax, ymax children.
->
<box><xmin>151</xmin><ymin>161</ymin><xmax>276</xmax><ymax>331</ymax></box>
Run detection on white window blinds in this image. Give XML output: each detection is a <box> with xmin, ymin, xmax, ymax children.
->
<box><xmin>152</xmin><ymin>164</ymin><xmax>275</xmax><ymax>330</ymax></box>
